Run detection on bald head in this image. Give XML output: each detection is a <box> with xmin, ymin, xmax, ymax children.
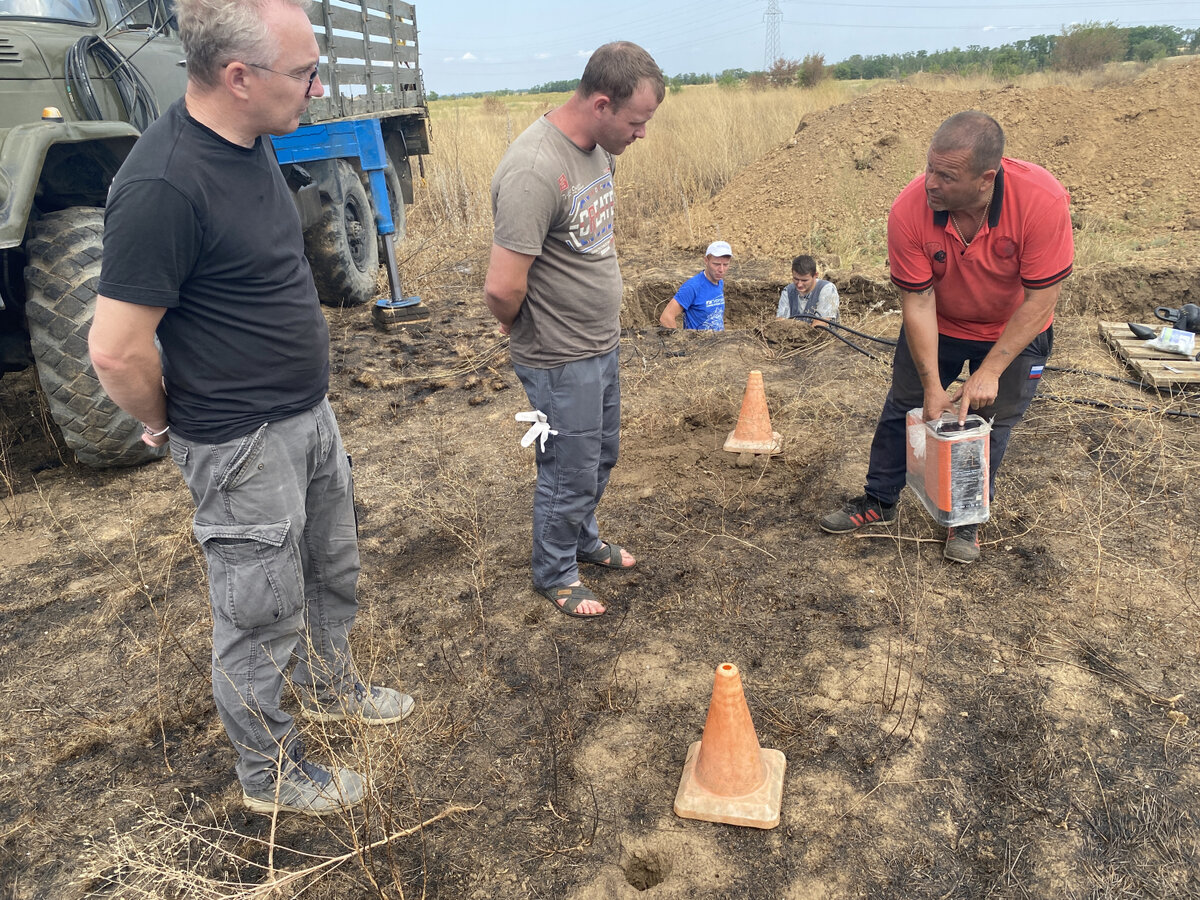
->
<box><xmin>930</xmin><ymin>111</ymin><xmax>1005</xmax><ymax>178</ymax></box>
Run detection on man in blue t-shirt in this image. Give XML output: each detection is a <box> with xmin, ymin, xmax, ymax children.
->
<box><xmin>659</xmin><ymin>240</ymin><xmax>731</xmax><ymax>331</ymax></box>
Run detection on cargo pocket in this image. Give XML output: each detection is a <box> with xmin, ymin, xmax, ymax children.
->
<box><xmin>193</xmin><ymin>520</ymin><xmax>304</xmax><ymax>630</ymax></box>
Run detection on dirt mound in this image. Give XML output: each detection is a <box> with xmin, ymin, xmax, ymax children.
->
<box><xmin>686</xmin><ymin>58</ymin><xmax>1200</xmax><ymax>274</ymax></box>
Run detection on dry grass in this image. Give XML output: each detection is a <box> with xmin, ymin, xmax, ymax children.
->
<box><xmin>399</xmin><ymin>60</ymin><xmax>1188</xmax><ymax>300</ymax></box>
<box><xmin>402</xmin><ymin>81</ymin><xmax>869</xmax><ymax>297</ymax></box>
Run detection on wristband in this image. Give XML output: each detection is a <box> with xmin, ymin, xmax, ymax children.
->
<box><xmin>143</xmin><ymin>423</ymin><xmax>170</xmax><ymax>438</ymax></box>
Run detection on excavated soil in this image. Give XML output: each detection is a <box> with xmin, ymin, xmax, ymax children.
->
<box><xmin>1</xmin><ymin>61</ymin><xmax>1199</xmax><ymax>899</ymax></box>
<box><xmin>682</xmin><ymin>57</ymin><xmax>1200</xmax><ymax>284</ymax></box>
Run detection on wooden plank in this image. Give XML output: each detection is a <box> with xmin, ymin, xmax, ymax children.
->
<box><xmin>1097</xmin><ymin>321</ymin><xmax>1200</xmax><ymax>388</ymax></box>
<box><xmin>316</xmin><ymin>35</ymin><xmax>418</xmax><ymax>66</ymax></box>
<box><xmin>1135</xmin><ymin>361</ymin><xmax>1200</xmax><ymax>381</ymax></box>
<box><xmin>317</xmin><ymin>6</ymin><xmax>413</xmax><ymax>41</ymax></box>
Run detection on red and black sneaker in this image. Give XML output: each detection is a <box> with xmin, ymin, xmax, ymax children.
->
<box><xmin>819</xmin><ymin>494</ymin><xmax>898</xmax><ymax>534</ymax></box>
<box><xmin>944</xmin><ymin>523</ymin><xmax>981</xmax><ymax>564</ymax></box>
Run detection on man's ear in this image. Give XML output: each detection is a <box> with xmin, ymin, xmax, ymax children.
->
<box><xmin>590</xmin><ymin>92</ymin><xmax>613</xmax><ymax>117</ymax></box>
<box><xmin>223</xmin><ymin>61</ymin><xmax>254</xmax><ymax>100</ymax></box>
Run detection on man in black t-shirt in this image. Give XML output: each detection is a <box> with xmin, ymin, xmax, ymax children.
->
<box><xmin>90</xmin><ymin>0</ymin><xmax>411</xmax><ymax>817</ymax></box>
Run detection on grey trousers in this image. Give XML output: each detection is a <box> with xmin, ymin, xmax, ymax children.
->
<box><xmin>513</xmin><ymin>348</ymin><xmax>620</xmax><ymax>590</ymax></box>
<box><xmin>169</xmin><ymin>398</ymin><xmax>360</xmax><ymax>790</ymax></box>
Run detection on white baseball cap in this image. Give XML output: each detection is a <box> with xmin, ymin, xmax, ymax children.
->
<box><xmin>705</xmin><ymin>240</ymin><xmax>733</xmax><ymax>258</ymax></box>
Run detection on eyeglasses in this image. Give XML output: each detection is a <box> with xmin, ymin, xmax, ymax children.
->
<box><xmin>246</xmin><ymin>62</ymin><xmax>320</xmax><ymax>97</ymax></box>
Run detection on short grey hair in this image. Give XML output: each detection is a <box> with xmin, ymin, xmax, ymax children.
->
<box><xmin>176</xmin><ymin>0</ymin><xmax>312</xmax><ymax>88</ymax></box>
<box><xmin>930</xmin><ymin>111</ymin><xmax>1005</xmax><ymax>176</ymax></box>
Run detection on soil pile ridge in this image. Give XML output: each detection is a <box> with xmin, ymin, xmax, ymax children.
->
<box><xmin>686</xmin><ymin>58</ymin><xmax>1200</xmax><ymax>268</ymax></box>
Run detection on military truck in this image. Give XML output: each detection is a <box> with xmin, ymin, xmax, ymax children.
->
<box><xmin>0</xmin><ymin>0</ymin><xmax>429</xmax><ymax>467</ymax></box>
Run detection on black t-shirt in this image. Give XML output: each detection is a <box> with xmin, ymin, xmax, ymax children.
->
<box><xmin>98</xmin><ymin>98</ymin><xmax>329</xmax><ymax>444</ymax></box>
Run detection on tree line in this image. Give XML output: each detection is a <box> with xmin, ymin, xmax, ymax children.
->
<box><xmin>432</xmin><ymin>22</ymin><xmax>1198</xmax><ymax>99</ymax></box>
<box><xmin>829</xmin><ymin>23</ymin><xmax>1194</xmax><ymax>81</ymax></box>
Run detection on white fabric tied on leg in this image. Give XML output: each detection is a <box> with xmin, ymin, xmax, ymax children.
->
<box><xmin>515</xmin><ymin>410</ymin><xmax>557</xmax><ymax>452</ymax></box>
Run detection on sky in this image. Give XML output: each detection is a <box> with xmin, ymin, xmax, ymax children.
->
<box><xmin>412</xmin><ymin>0</ymin><xmax>1200</xmax><ymax>95</ymax></box>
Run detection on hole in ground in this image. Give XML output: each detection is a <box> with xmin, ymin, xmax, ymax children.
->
<box><xmin>622</xmin><ymin>849</ymin><xmax>672</xmax><ymax>891</ymax></box>
<box><xmin>623</xmin><ymin>274</ymin><xmax>899</xmax><ymax>331</ymax></box>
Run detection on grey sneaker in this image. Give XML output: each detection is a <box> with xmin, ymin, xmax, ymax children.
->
<box><xmin>302</xmin><ymin>682</ymin><xmax>414</xmax><ymax>725</ymax></box>
<box><xmin>819</xmin><ymin>494</ymin><xmax>897</xmax><ymax>533</ymax></box>
<box><xmin>944</xmin><ymin>523</ymin><xmax>980</xmax><ymax>564</ymax></box>
<box><xmin>243</xmin><ymin>753</ymin><xmax>366</xmax><ymax>817</ymax></box>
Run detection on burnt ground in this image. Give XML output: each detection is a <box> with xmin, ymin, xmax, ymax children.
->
<box><xmin>3</xmin><ymin>61</ymin><xmax>1200</xmax><ymax>899</ymax></box>
<box><xmin>2</xmin><ymin>268</ymin><xmax>1199</xmax><ymax>898</ymax></box>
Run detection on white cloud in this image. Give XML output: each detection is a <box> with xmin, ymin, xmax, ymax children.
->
<box><xmin>462</xmin><ymin>52</ymin><xmax>477</xmax><ymax>61</ymax></box>
<box><xmin>577</xmin><ymin>49</ymin><xmax>593</xmax><ymax>58</ymax></box>
<box><xmin>534</xmin><ymin>52</ymin><xmax>551</xmax><ymax>60</ymax></box>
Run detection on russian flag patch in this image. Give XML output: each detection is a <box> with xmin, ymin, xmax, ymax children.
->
<box><xmin>1029</xmin><ymin>365</ymin><xmax>1044</xmax><ymax>379</ymax></box>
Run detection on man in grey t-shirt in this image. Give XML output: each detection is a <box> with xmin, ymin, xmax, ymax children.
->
<box><xmin>485</xmin><ymin>41</ymin><xmax>664</xmax><ymax>619</ymax></box>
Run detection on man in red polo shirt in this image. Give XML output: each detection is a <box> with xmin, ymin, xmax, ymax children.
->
<box><xmin>820</xmin><ymin>110</ymin><xmax>1073</xmax><ymax>563</ymax></box>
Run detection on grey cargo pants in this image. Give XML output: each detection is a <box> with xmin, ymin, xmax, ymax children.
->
<box><xmin>169</xmin><ymin>398</ymin><xmax>360</xmax><ymax>791</ymax></box>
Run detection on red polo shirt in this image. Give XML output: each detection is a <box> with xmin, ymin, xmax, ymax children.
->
<box><xmin>887</xmin><ymin>158</ymin><xmax>1074</xmax><ymax>342</ymax></box>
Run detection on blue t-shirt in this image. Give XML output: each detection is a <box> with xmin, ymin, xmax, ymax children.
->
<box><xmin>673</xmin><ymin>270</ymin><xmax>725</xmax><ymax>330</ymax></box>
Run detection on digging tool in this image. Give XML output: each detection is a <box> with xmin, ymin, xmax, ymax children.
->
<box><xmin>1154</xmin><ymin>304</ymin><xmax>1200</xmax><ymax>334</ymax></box>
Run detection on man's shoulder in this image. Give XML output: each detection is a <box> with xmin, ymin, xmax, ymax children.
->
<box><xmin>679</xmin><ymin>269</ymin><xmax>717</xmax><ymax>293</ymax></box>
<box><xmin>891</xmin><ymin>173</ymin><xmax>930</xmax><ymax>216</ymax></box>
<box><xmin>117</xmin><ymin>99</ymin><xmax>188</xmax><ymax>181</ymax></box>
<box><xmin>497</xmin><ymin>118</ymin><xmax>564</xmax><ymax>173</ymax></box>
<box><xmin>1001</xmin><ymin>157</ymin><xmax>1069</xmax><ymax>199</ymax></box>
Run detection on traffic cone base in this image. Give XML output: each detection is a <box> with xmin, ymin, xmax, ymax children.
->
<box><xmin>674</xmin><ymin>740</ymin><xmax>786</xmax><ymax>829</ymax></box>
<box><xmin>723</xmin><ymin>428</ymin><xmax>782</xmax><ymax>455</ymax></box>
<box><xmin>723</xmin><ymin>370</ymin><xmax>782</xmax><ymax>456</ymax></box>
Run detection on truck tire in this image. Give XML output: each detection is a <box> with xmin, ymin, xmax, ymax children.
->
<box><xmin>23</xmin><ymin>208</ymin><xmax>166</xmax><ymax>468</ymax></box>
<box><xmin>307</xmin><ymin>159</ymin><xmax>380</xmax><ymax>308</ymax></box>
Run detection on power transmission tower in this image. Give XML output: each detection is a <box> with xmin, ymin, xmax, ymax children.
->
<box><xmin>763</xmin><ymin>0</ymin><xmax>782</xmax><ymax>70</ymax></box>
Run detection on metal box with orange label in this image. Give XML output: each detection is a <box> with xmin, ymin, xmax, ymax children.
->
<box><xmin>905</xmin><ymin>410</ymin><xmax>990</xmax><ymax>527</ymax></box>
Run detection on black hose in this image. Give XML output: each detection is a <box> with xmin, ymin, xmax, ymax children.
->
<box><xmin>1043</xmin><ymin>364</ymin><xmax>1184</xmax><ymax>393</ymax></box>
<box><xmin>1035</xmin><ymin>393</ymin><xmax>1200</xmax><ymax>420</ymax></box>
<box><xmin>819</xmin><ymin>326</ymin><xmax>883</xmax><ymax>360</ymax></box>
<box><xmin>791</xmin><ymin>314</ymin><xmax>1196</xmax><ymax>399</ymax></box>
<box><xmin>64</xmin><ymin>35</ymin><xmax>159</xmax><ymax>132</ymax></box>
<box><xmin>783</xmin><ymin>313</ymin><xmax>1199</xmax><ymax>417</ymax></box>
<box><xmin>788</xmin><ymin>313</ymin><xmax>900</xmax><ymax>347</ymax></box>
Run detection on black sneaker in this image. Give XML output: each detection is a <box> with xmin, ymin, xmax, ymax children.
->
<box><xmin>944</xmin><ymin>523</ymin><xmax>980</xmax><ymax>564</ymax></box>
<box><xmin>819</xmin><ymin>494</ymin><xmax>897</xmax><ymax>533</ymax></box>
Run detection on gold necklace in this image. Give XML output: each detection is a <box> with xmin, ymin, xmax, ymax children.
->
<box><xmin>949</xmin><ymin>189</ymin><xmax>993</xmax><ymax>246</ymax></box>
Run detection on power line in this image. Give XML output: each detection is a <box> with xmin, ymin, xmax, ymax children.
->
<box><xmin>764</xmin><ymin>0</ymin><xmax>783</xmax><ymax>68</ymax></box>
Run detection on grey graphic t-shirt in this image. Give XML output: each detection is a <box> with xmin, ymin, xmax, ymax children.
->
<box><xmin>491</xmin><ymin>116</ymin><xmax>623</xmax><ymax>367</ymax></box>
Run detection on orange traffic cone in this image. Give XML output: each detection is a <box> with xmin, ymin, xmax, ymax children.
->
<box><xmin>674</xmin><ymin>663</ymin><xmax>786</xmax><ymax>829</ymax></box>
<box><xmin>723</xmin><ymin>370</ymin><xmax>781</xmax><ymax>455</ymax></box>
